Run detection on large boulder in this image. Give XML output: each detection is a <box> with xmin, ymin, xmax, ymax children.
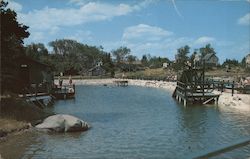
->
<box><xmin>35</xmin><ymin>114</ymin><xmax>90</xmax><ymax>132</ymax></box>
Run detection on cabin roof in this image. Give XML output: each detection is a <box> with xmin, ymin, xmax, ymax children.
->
<box><xmin>88</xmin><ymin>65</ymin><xmax>105</xmax><ymax>72</ymax></box>
<box><xmin>202</xmin><ymin>53</ymin><xmax>217</xmax><ymax>61</ymax></box>
<box><xmin>17</xmin><ymin>56</ymin><xmax>51</xmax><ymax>68</ymax></box>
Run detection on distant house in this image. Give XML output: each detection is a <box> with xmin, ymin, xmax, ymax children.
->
<box><xmin>17</xmin><ymin>56</ymin><xmax>53</xmax><ymax>93</ymax></box>
<box><xmin>245</xmin><ymin>54</ymin><xmax>250</xmax><ymax>68</ymax></box>
<box><xmin>193</xmin><ymin>53</ymin><xmax>202</xmax><ymax>67</ymax></box>
<box><xmin>162</xmin><ymin>62</ymin><xmax>169</xmax><ymax>68</ymax></box>
<box><xmin>202</xmin><ymin>53</ymin><xmax>219</xmax><ymax>67</ymax></box>
<box><xmin>88</xmin><ymin>65</ymin><xmax>106</xmax><ymax>76</ymax></box>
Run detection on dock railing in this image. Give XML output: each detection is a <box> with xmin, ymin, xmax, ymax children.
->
<box><xmin>207</xmin><ymin>79</ymin><xmax>250</xmax><ymax>96</ymax></box>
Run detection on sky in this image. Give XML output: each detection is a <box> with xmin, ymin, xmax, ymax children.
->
<box><xmin>6</xmin><ymin>0</ymin><xmax>250</xmax><ymax>62</ymax></box>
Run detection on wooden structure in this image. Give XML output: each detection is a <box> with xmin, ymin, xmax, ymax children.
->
<box><xmin>19</xmin><ymin>92</ymin><xmax>53</xmax><ymax>108</ymax></box>
<box><xmin>15</xmin><ymin>56</ymin><xmax>54</xmax><ymax>108</ymax></box>
<box><xmin>88</xmin><ymin>65</ymin><xmax>106</xmax><ymax>76</ymax></box>
<box><xmin>208</xmin><ymin>79</ymin><xmax>250</xmax><ymax>95</ymax></box>
<box><xmin>114</xmin><ymin>80</ymin><xmax>128</xmax><ymax>87</ymax></box>
<box><xmin>172</xmin><ymin>68</ymin><xmax>220</xmax><ymax>106</ymax></box>
<box><xmin>52</xmin><ymin>84</ymin><xmax>75</xmax><ymax>99</ymax></box>
<box><xmin>17</xmin><ymin>56</ymin><xmax>54</xmax><ymax>94</ymax></box>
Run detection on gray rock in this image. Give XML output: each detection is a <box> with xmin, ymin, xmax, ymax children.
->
<box><xmin>35</xmin><ymin>114</ymin><xmax>90</xmax><ymax>132</ymax></box>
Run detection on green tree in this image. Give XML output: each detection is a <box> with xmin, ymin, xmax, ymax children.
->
<box><xmin>189</xmin><ymin>49</ymin><xmax>198</xmax><ymax>67</ymax></box>
<box><xmin>48</xmin><ymin>39</ymin><xmax>114</xmax><ymax>75</ymax></box>
<box><xmin>101</xmin><ymin>53</ymin><xmax>114</xmax><ymax>76</ymax></box>
<box><xmin>199</xmin><ymin>44</ymin><xmax>216</xmax><ymax>58</ymax></box>
<box><xmin>126</xmin><ymin>55</ymin><xmax>137</xmax><ymax>72</ymax></box>
<box><xmin>141</xmin><ymin>54</ymin><xmax>148</xmax><ymax>66</ymax></box>
<box><xmin>222</xmin><ymin>59</ymin><xmax>239</xmax><ymax>67</ymax></box>
<box><xmin>25</xmin><ymin>43</ymin><xmax>48</xmax><ymax>60</ymax></box>
<box><xmin>1</xmin><ymin>1</ymin><xmax>30</xmax><ymax>92</ymax></box>
<box><xmin>127</xmin><ymin>55</ymin><xmax>137</xmax><ymax>63</ymax></box>
<box><xmin>148</xmin><ymin>56</ymin><xmax>170</xmax><ymax>68</ymax></box>
<box><xmin>112</xmin><ymin>46</ymin><xmax>131</xmax><ymax>64</ymax></box>
<box><xmin>173</xmin><ymin>45</ymin><xmax>190</xmax><ymax>70</ymax></box>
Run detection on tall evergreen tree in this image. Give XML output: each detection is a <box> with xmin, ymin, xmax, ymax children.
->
<box><xmin>1</xmin><ymin>1</ymin><xmax>30</xmax><ymax>92</ymax></box>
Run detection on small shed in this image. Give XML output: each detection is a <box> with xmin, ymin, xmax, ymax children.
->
<box><xmin>17</xmin><ymin>56</ymin><xmax>53</xmax><ymax>93</ymax></box>
<box><xmin>202</xmin><ymin>53</ymin><xmax>219</xmax><ymax>67</ymax></box>
<box><xmin>88</xmin><ymin>65</ymin><xmax>106</xmax><ymax>76</ymax></box>
<box><xmin>162</xmin><ymin>62</ymin><xmax>169</xmax><ymax>68</ymax></box>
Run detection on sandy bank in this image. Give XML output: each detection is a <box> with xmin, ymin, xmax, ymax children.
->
<box><xmin>56</xmin><ymin>78</ymin><xmax>176</xmax><ymax>92</ymax></box>
<box><xmin>0</xmin><ymin>118</ymin><xmax>32</xmax><ymax>140</ymax></box>
<box><xmin>217</xmin><ymin>92</ymin><xmax>250</xmax><ymax>112</ymax></box>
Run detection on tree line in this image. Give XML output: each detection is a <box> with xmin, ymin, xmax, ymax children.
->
<box><xmin>1</xmin><ymin>0</ymin><xmax>248</xmax><ymax>93</ymax></box>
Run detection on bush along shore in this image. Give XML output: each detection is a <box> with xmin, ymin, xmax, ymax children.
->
<box><xmin>0</xmin><ymin>96</ymin><xmax>54</xmax><ymax>140</ymax></box>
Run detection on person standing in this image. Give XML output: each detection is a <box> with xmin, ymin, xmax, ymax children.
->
<box><xmin>59</xmin><ymin>72</ymin><xmax>63</xmax><ymax>87</ymax></box>
<box><xmin>69</xmin><ymin>75</ymin><xmax>72</xmax><ymax>85</ymax></box>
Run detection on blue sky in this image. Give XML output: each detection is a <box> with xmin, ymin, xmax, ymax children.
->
<box><xmin>7</xmin><ymin>0</ymin><xmax>250</xmax><ymax>62</ymax></box>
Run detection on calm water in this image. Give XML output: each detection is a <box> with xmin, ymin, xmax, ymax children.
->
<box><xmin>19</xmin><ymin>86</ymin><xmax>250</xmax><ymax>158</ymax></box>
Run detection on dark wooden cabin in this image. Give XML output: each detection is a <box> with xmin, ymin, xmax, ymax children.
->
<box><xmin>88</xmin><ymin>65</ymin><xmax>106</xmax><ymax>76</ymax></box>
<box><xmin>17</xmin><ymin>56</ymin><xmax>53</xmax><ymax>94</ymax></box>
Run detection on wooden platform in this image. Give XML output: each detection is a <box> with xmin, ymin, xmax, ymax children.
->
<box><xmin>52</xmin><ymin>84</ymin><xmax>75</xmax><ymax>99</ymax></box>
<box><xmin>113</xmin><ymin>80</ymin><xmax>128</xmax><ymax>87</ymax></box>
<box><xmin>172</xmin><ymin>67</ymin><xmax>221</xmax><ymax>106</ymax></box>
<box><xmin>174</xmin><ymin>89</ymin><xmax>220</xmax><ymax>106</ymax></box>
<box><xmin>19</xmin><ymin>93</ymin><xmax>53</xmax><ymax>108</ymax></box>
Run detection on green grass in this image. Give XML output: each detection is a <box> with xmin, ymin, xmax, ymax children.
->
<box><xmin>0</xmin><ymin>97</ymin><xmax>53</xmax><ymax>124</ymax></box>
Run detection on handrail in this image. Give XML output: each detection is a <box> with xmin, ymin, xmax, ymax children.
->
<box><xmin>177</xmin><ymin>79</ymin><xmax>250</xmax><ymax>95</ymax></box>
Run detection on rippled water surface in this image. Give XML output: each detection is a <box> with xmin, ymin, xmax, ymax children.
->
<box><xmin>12</xmin><ymin>86</ymin><xmax>250</xmax><ymax>158</ymax></box>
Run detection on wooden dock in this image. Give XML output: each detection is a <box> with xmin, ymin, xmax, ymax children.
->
<box><xmin>19</xmin><ymin>92</ymin><xmax>53</xmax><ymax>108</ymax></box>
<box><xmin>172</xmin><ymin>68</ymin><xmax>220</xmax><ymax>106</ymax></box>
<box><xmin>173</xmin><ymin>84</ymin><xmax>220</xmax><ymax>107</ymax></box>
<box><xmin>52</xmin><ymin>84</ymin><xmax>75</xmax><ymax>99</ymax></box>
<box><xmin>113</xmin><ymin>80</ymin><xmax>128</xmax><ymax>87</ymax></box>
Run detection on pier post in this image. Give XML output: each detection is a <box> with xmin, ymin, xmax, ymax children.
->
<box><xmin>221</xmin><ymin>80</ymin><xmax>224</xmax><ymax>93</ymax></box>
<box><xmin>178</xmin><ymin>96</ymin><xmax>182</xmax><ymax>103</ymax></box>
<box><xmin>214</xmin><ymin>97</ymin><xmax>218</xmax><ymax>105</ymax></box>
<box><xmin>232</xmin><ymin>81</ymin><xmax>234</xmax><ymax>96</ymax></box>
<box><xmin>184</xmin><ymin>99</ymin><xmax>187</xmax><ymax>107</ymax></box>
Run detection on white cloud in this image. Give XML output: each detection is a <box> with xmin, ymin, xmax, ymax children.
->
<box><xmin>18</xmin><ymin>3</ymin><xmax>132</xmax><ymax>30</ymax></box>
<box><xmin>69</xmin><ymin>0</ymin><xmax>90</xmax><ymax>6</ymax></box>
<box><xmin>18</xmin><ymin>1</ymin><xmax>153</xmax><ymax>32</ymax></box>
<box><xmin>7</xmin><ymin>0</ymin><xmax>22</xmax><ymax>12</ymax></box>
<box><xmin>238</xmin><ymin>13</ymin><xmax>250</xmax><ymax>25</ymax></box>
<box><xmin>103</xmin><ymin>24</ymin><xmax>223</xmax><ymax>59</ymax></box>
<box><xmin>49</xmin><ymin>26</ymin><xmax>60</xmax><ymax>35</ymax></box>
<box><xmin>194</xmin><ymin>36</ymin><xmax>215</xmax><ymax>45</ymax></box>
<box><xmin>122</xmin><ymin>24</ymin><xmax>173</xmax><ymax>41</ymax></box>
<box><xmin>28</xmin><ymin>31</ymin><xmax>45</xmax><ymax>42</ymax></box>
<box><xmin>66</xmin><ymin>30</ymin><xmax>93</xmax><ymax>42</ymax></box>
<box><xmin>132</xmin><ymin>0</ymin><xmax>157</xmax><ymax>11</ymax></box>
<box><xmin>102</xmin><ymin>24</ymin><xmax>193</xmax><ymax>59</ymax></box>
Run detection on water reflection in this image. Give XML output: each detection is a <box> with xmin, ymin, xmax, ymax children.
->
<box><xmin>1</xmin><ymin>85</ymin><xmax>249</xmax><ymax>159</ymax></box>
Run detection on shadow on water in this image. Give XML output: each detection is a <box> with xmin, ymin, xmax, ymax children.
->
<box><xmin>81</xmin><ymin>112</ymin><xmax>125</xmax><ymax>123</ymax></box>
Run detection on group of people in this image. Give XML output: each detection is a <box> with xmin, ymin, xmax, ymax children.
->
<box><xmin>58</xmin><ymin>72</ymin><xmax>73</xmax><ymax>87</ymax></box>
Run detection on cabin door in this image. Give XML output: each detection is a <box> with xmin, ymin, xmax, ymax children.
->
<box><xmin>20</xmin><ymin>65</ymin><xmax>30</xmax><ymax>88</ymax></box>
